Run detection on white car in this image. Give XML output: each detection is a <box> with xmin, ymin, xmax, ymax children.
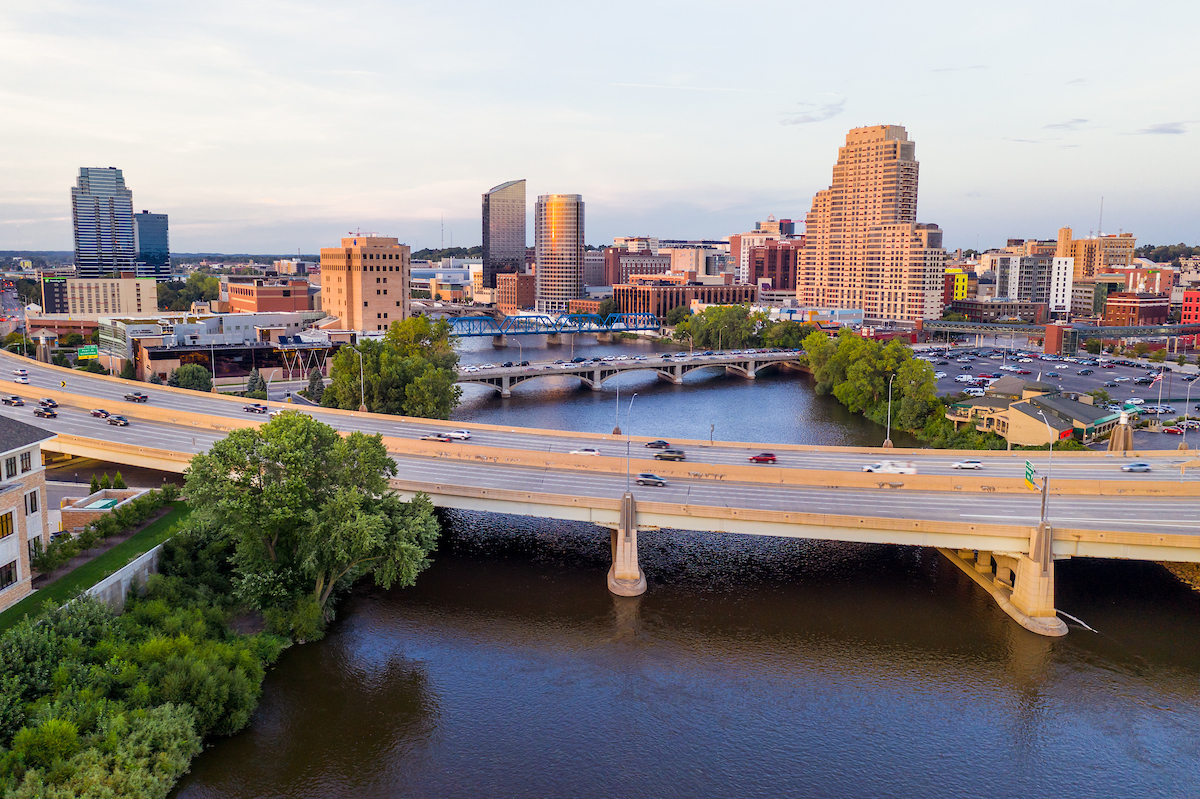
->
<box><xmin>963</xmin><ymin>387</ymin><xmax>985</xmax><ymax>397</ymax></box>
<box><xmin>933</xmin><ymin>371</ymin><xmax>947</xmax><ymax>379</ymax></box>
<box><xmin>445</xmin><ymin>429</ymin><xmax>471</xmax><ymax>440</ymax></box>
<box><xmin>1113</xmin><ymin>376</ymin><xmax>1130</xmax><ymax>382</ymax></box>
<box><xmin>862</xmin><ymin>461</ymin><xmax>917</xmax><ymax>475</ymax></box>
<box><xmin>11</xmin><ymin>369</ymin><xmax>27</xmax><ymax>376</ymax></box>
<box><xmin>570</xmin><ymin>447</ymin><xmax>601</xmax><ymax>456</ymax></box>
<box><xmin>1125</xmin><ymin>398</ymin><xmax>1145</xmax><ymax>405</ymax></box>
<box><xmin>954</xmin><ymin>374</ymin><xmax>976</xmax><ymax>383</ymax></box>
<box><xmin>13</xmin><ymin>376</ymin><xmax>28</xmax><ymax>384</ymax></box>
<box><xmin>952</xmin><ymin>459</ymin><xmax>984</xmax><ymax>470</ymax></box>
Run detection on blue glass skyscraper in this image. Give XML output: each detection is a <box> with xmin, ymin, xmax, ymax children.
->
<box><xmin>134</xmin><ymin>210</ymin><xmax>170</xmax><ymax>279</ymax></box>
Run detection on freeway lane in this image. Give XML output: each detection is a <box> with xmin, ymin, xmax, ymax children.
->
<box><xmin>2</xmin><ymin>350</ymin><xmax>1193</xmax><ymax>481</ymax></box>
<box><xmin>3</xmin><ymin>400</ymin><xmax>1195</xmax><ymax>536</ymax></box>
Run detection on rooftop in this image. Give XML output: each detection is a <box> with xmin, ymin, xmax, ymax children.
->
<box><xmin>0</xmin><ymin>416</ymin><xmax>55</xmax><ymax>458</ymax></box>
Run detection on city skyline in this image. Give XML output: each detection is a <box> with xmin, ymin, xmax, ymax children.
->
<box><xmin>2</xmin><ymin>1</ymin><xmax>1198</xmax><ymax>253</ymax></box>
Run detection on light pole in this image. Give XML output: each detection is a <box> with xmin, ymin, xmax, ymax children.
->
<box><xmin>1036</xmin><ymin>409</ymin><xmax>1055</xmax><ymax>524</ymax></box>
<box><xmin>354</xmin><ymin>346</ymin><xmax>367</xmax><ymax>412</ymax></box>
<box><xmin>883</xmin><ymin>372</ymin><xmax>896</xmax><ymax>448</ymax></box>
<box><xmin>516</xmin><ymin>336</ymin><xmax>523</xmax><ymax>363</ymax></box>
<box><xmin>625</xmin><ymin>392</ymin><xmax>638</xmax><ymax>492</ymax></box>
<box><xmin>1184</xmin><ymin>377</ymin><xmax>1196</xmax><ymax>450</ymax></box>
<box><xmin>613</xmin><ymin>378</ymin><xmax>621</xmax><ymax>435</ymax></box>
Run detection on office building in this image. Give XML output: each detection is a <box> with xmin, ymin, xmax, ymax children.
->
<box><xmin>749</xmin><ymin>239</ymin><xmax>805</xmax><ymax>293</ymax></box>
<box><xmin>534</xmin><ymin>194</ymin><xmax>585</xmax><ymax>313</ymax></box>
<box><xmin>1103</xmin><ymin>293</ymin><xmax>1169</xmax><ymax>327</ymax></box>
<box><xmin>613</xmin><ymin>236</ymin><xmax>660</xmax><ymax>253</ymax></box>
<box><xmin>613</xmin><ymin>274</ymin><xmax>757</xmax><ymax>320</ymax></box>
<box><xmin>583</xmin><ymin>250</ymin><xmax>606</xmax><ymax>287</ymax></box>
<box><xmin>603</xmin><ymin>248</ymin><xmax>672</xmax><ymax>286</ymax></box>
<box><xmin>40</xmin><ymin>275</ymin><xmax>155</xmax><ymax>316</ymax></box>
<box><xmin>942</xmin><ymin>268</ymin><xmax>969</xmax><ymax>305</ymax></box>
<box><xmin>71</xmin><ymin>167</ymin><xmax>136</xmax><ymax>278</ymax></box>
<box><xmin>948</xmin><ymin>298</ymin><xmax>1047</xmax><ymax>324</ymax></box>
<box><xmin>220</xmin><ymin>276</ymin><xmax>313</xmax><ymax>314</ymax></box>
<box><xmin>133</xmin><ymin>210</ymin><xmax>170</xmax><ymax>279</ymax></box>
<box><xmin>798</xmin><ymin>125</ymin><xmax>947</xmax><ymax>323</ymax></box>
<box><xmin>319</xmin><ymin>235</ymin><xmax>411</xmax><ymax>331</ymax></box>
<box><xmin>1182</xmin><ymin>289</ymin><xmax>1200</xmax><ymax>324</ymax></box>
<box><xmin>1055</xmin><ymin>228</ymin><xmax>1136</xmax><ymax>281</ymax></box>
<box><xmin>496</xmin><ymin>273</ymin><xmax>537</xmax><ymax>315</ymax></box>
<box><xmin>482</xmin><ymin>180</ymin><xmax>526</xmax><ymax>289</ymax></box>
<box><xmin>0</xmin><ymin>417</ymin><xmax>54</xmax><ymax>612</ymax></box>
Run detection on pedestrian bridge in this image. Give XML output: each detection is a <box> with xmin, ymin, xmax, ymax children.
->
<box><xmin>456</xmin><ymin>350</ymin><xmax>806</xmax><ymax>397</ymax></box>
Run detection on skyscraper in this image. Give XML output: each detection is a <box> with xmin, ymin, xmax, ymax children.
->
<box><xmin>133</xmin><ymin>210</ymin><xmax>170</xmax><ymax>280</ymax></box>
<box><xmin>71</xmin><ymin>167</ymin><xmax>136</xmax><ymax>278</ymax></box>
<box><xmin>534</xmin><ymin>194</ymin><xmax>584</xmax><ymax>313</ymax></box>
<box><xmin>319</xmin><ymin>235</ymin><xmax>411</xmax><ymax>332</ymax></box>
<box><xmin>798</xmin><ymin>126</ymin><xmax>946</xmax><ymax>323</ymax></box>
<box><xmin>482</xmin><ymin>180</ymin><xmax>526</xmax><ymax>289</ymax></box>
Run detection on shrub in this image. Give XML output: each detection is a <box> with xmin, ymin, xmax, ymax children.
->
<box><xmin>113</xmin><ymin>471</ymin><xmax>127</xmax><ymax>489</ymax></box>
<box><xmin>100</xmin><ymin>473</ymin><xmax>112</xmax><ymax>490</ymax></box>
<box><xmin>89</xmin><ymin>475</ymin><xmax>100</xmax><ymax>495</ymax></box>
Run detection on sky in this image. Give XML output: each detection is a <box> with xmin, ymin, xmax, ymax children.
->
<box><xmin>1</xmin><ymin>0</ymin><xmax>1198</xmax><ymax>254</ymax></box>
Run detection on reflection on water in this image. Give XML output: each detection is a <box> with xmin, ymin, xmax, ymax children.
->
<box><xmin>174</xmin><ymin>512</ymin><xmax>1200</xmax><ymax>798</ymax></box>
<box><xmin>451</xmin><ymin>334</ymin><xmax>921</xmax><ymax>447</ymax></box>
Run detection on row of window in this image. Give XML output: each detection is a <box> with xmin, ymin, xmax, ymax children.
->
<box><xmin>4</xmin><ymin>452</ymin><xmax>33</xmax><ymax>479</ymax></box>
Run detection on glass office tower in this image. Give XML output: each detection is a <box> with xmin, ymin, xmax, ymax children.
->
<box><xmin>534</xmin><ymin>194</ymin><xmax>585</xmax><ymax>313</ymax></box>
<box><xmin>71</xmin><ymin>167</ymin><xmax>136</xmax><ymax>278</ymax></box>
<box><xmin>482</xmin><ymin>179</ymin><xmax>526</xmax><ymax>289</ymax></box>
<box><xmin>133</xmin><ymin>211</ymin><xmax>170</xmax><ymax>279</ymax></box>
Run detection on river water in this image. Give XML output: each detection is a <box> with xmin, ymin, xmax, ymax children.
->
<box><xmin>171</xmin><ymin>335</ymin><xmax>1200</xmax><ymax>797</ymax></box>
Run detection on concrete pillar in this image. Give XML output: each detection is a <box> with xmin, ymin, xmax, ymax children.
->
<box><xmin>492</xmin><ymin>334</ymin><xmax>506</xmax><ymax>347</ymax></box>
<box><xmin>500</xmin><ymin>376</ymin><xmax>511</xmax><ymax>398</ymax></box>
<box><xmin>608</xmin><ymin>492</ymin><xmax>646</xmax><ymax>596</ymax></box>
<box><xmin>1010</xmin><ymin>523</ymin><xmax>1066</xmax><ymax>633</ymax></box>
<box><xmin>596</xmin><ymin>331</ymin><xmax>614</xmax><ymax>343</ymax></box>
<box><xmin>545</xmin><ymin>333</ymin><xmax>563</xmax><ymax>345</ymax></box>
<box><xmin>975</xmin><ymin>551</ymin><xmax>993</xmax><ymax>573</ymax></box>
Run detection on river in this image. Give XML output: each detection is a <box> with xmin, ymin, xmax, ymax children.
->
<box><xmin>170</xmin><ymin>335</ymin><xmax>1200</xmax><ymax>797</ymax></box>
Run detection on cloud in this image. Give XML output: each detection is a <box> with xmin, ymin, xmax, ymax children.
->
<box><xmin>1045</xmin><ymin>118</ymin><xmax>1088</xmax><ymax>130</ymax></box>
<box><xmin>606</xmin><ymin>82</ymin><xmax>777</xmax><ymax>94</ymax></box>
<box><xmin>780</xmin><ymin>97</ymin><xmax>846</xmax><ymax>125</ymax></box>
<box><xmin>932</xmin><ymin>65</ymin><xmax>987</xmax><ymax>72</ymax></box>
<box><xmin>1066</xmin><ymin>78</ymin><xmax>1087</xmax><ymax>85</ymax></box>
<box><xmin>1137</xmin><ymin>122</ymin><xmax>1187</xmax><ymax>134</ymax></box>
<box><xmin>1005</xmin><ymin>138</ymin><xmax>1043</xmax><ymax>144</ymax></box>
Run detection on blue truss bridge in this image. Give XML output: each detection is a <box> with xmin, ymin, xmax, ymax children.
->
<box><xmin>448</xmin><ymin>313</ymin><xmax>661</xmax><ymax>338</ymax></box>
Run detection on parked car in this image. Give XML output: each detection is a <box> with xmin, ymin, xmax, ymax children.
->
<box><xmin>570</xmin><ymin>447</ymin><xmax>601</xmax><ymax>456</ymax></box>
<box><xmin>1102</xmin><ymin>381</ymin><xmax>1117</xmax><ymax>387</ymax></box>
<box><xmin>33</xmin><ymin>407</ymin><xmax>56</xmax><ymax>418</ymax></box>
<box><xmin>644</xmin><ymin>440</ymin><xmax>671</xmax><ymax>449</ymax></box>
<box><xmin>1125</xmin><ymin>398</ymin><xmax>1145</xmax><ymax>405</ymax></box>
<box><xmin>933</xmin><ymin>371</ymin><xmax>947</xmax><ymax>379</ymax></box>
<box><xmin>952</xmin><ymin>459</ymin><xmax>983</xmax><ymax>470</ymax></box>
<box><xmin>124</xmin><ymin>392</ymin><xmax>149</xmax><ymax>402</ymax></box>
<box><xmin>1047</xmin><ymin>372</ymin><xmax>1060</xmax><ymax>378</ymax></box>
<box><xmin>862</xmin><ymin>461</ymin><xmax>917</xmax><ymax>475</ymax></box>
<box><xmin>243</xmin><ymin>403</ymin><xmax>268</xmax><ymax>414</ymax></box>
<box><xmin>1121</xmin><ymin>462</ymin><xmax>1152</xmax><ymax>473</ymax></box>
<box><xmin>106</xmin><ymin>415</ymin><xmax>129</xmax><ymax>426</ymax></box>
<box><xmin>749</xmin><ymin>453</ymin><xmax>777</xmax><ymax>463</ymax></box>
<box><xmin>654</xmin><ymin>449</ymin><xmax>686</xmax><ymax>461</ymax></box>
<box><xmin>635</xmin><ymin>473</ymin><xmax>667</xmax><ymax>487</ymax></box>
<box><xmin>1163</xmin><ymin>426</ymin><xmax>1184</xmax><ymax>435</ymax></box>
<box><xmin>419</xmin><ymin>433</ymin><xmax>452</xmax><ymax>442</ymax></box>
<box><xmin>2</xmin><ymin>396</ymin><xmax>24</xmax><ymax>406</ymax></box>
<box><xmin>90</xmin><ymin>409</ymin><xmax>110</xmax><ymax>418</ymax></box>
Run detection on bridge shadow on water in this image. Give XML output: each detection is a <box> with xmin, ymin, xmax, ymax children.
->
<box><xmin>173</xmin><ymin>511</ymin><xmax>1200</xmax><ymax>799</ymax></box>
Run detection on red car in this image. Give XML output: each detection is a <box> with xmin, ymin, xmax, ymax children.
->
<box><xmin>1163</xmin><ymin>426</ymin><xmax>1184</xmax><ymax>435</ymax></box>
<box><xmin>1016</xmin><ymin>369</ymin><xmax>1032</xmax><ymax>375</ymax></box>
<box><xmin>90</xmin><ymin>409</ymin><xmax>109</xmax><ymax>418</ymax></box>
<box><xmin>749</xmin><ymin>453</ymin><xmax>777</xmax><ymax>463</ymax></box>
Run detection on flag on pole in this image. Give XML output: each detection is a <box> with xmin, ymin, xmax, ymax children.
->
<box><xmin>1150</xmin><ymin>373</ymin><xmax>1163</xmax><ymax>386</ymax></box>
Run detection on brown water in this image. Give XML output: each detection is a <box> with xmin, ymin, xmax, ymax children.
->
<box><xmin>173</xmin><ymin>511</ymin><xmax>1200</xmax><ymax>798</ymax></box>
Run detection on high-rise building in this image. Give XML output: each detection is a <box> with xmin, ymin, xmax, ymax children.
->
<box><xmin>133</xmin><ymin>211</ymin><xmax>170</xmax><ymax>279</ymax></box>
<box><xmin>798</xmin><ymin>125</ymin><xmax>947</xmax><ymax>323</ymax></box>
<box><xmin>534</xmin><ymin>194</ymin><xmax>584</xmax><ymax>313</ymax></box>
<box><xmin>71</xmin><ymin>167</ymin><xmax>136</xmax><ymax>278</ymax></box>
<box><xmin>319</xmin><ymin>235</ymin><xmax>411</xmax><ymax>332</ymax></box>
<box><xmin>749</xmin><ymin>239</ymin><xmax>805</xmax><ymax>292</ymax></box>
<box><xmin>482</xmin><ymin>180</ymin><xmax>526</xmax><ymax>289</ymax></box>
<box><xmin>1055</xmin><ymin>228</ymin><xmax>1136</xmax><ymax>281</ymax></box>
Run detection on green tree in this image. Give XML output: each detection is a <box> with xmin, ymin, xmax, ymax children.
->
<box><xmin>1133</xmin><ymin>341</ymin><xmax>1150</xmax><ymax>358</ymax></box>
<box><xmin>100</xmin><ymin>473</ymin><xmax>112</xmax><ymax>490</ymax></box>
<box><xmin>170</xmin><ymin>364</ymin><xmax>212</xmax><ymax>392</ymax></box>
<box><xmin>147</xmin><ymin>371</ymin><xmax>163</xmax><ymax>385</ymax></box>
<box><xmin>1177</xmin><ymin>353</ymin><xmax>1188</xmax><ymax>366</ymax></box>
<box><xmin>113</xmin><ymin>471</ymin><xmax>127</xmax><ymax>489</ymax></box>
<box><xmin>90</xmin><ymin>474</ymin><xmax>100</xmax><ymax>495</ymax></box>
<box><xmin>119</xmin><ymin>360</ymin><xmax>137</xmax><ymax>380</ymax></box>
<box><xmin>664</xmin><ymin>305</ymin><xmax>690</xmax><ymax>326</ymax></box>
<box><xmin>1150</xmin><ymin>348</ymin><xmax>1167</xmax><ymax>363</ymax></box>
<box><xmin>245</xmin><ymin>369</ymin><xmax>264</xmax><ymax>395</ymax></box>
<box><xmin>157</xmin><ymin>272</ymin><xmax>220</xmax><ymax>311</ymax></box>
<box><xmin>941</xmin><ymin>311</ymin><xmax>968</xmax><ymax>322</ymax></box>
<box><xmin>306</xmin><ymin>368</ymin><xmax>325</xmax><ymax>403</ymax></box>
<box><xmin>1089</xmin><ymin>388</ymin><xmax>1112</xmax><ymax>405</ymax></box>
<box><xmin>596</xmin><ymin>298</ymin><xmax>617</xmax><ymax>318</ymax></box>
<box><xmin>1084</xmin><ymin>339</ymin><xmax>1102</xmax><ymax>355</ymax></box>
<box><xmin>60</xmin><ymin>332</ymin><xmax>85</xmax><ymax>347</ymax></box>
<box><xmin>763</xmin><ymin>320</ymin><xmax>816</xmax><ymax>350</ymax></box>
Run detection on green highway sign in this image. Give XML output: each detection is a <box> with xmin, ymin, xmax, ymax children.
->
<box><xmin>77</xmin><ymin>344</ymin><xmax>99</xmax><ymax>360</ymax></box>
<box><xmin>1024</xmin><ymin>460</ymin><xmax>1037</xmax><ymax>491</ymax></box>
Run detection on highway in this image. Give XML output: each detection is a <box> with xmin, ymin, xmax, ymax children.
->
<box><xmin>1</xmin><ymin>349</ymin><xmax>1193</xmax><ymax>481</ymax></box>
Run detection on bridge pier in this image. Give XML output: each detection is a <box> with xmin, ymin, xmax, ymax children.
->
<box><xmin>608</xmin><ymin>492</ymin><xmax>646</xmax><ymax>596</ymax></box>
<box><xmin>545</xmin><ymin>333</ymin><xmax>563</xmax><ymax>345</ymax></box>
<box><xmin>596</xmin><ymin>331</ymin><xmax>614</xmax><ymax>343</ymax></box>
<box><xmin>938</xmin><ymin>521</ymin><xmax>1066</xmax><ymax>637</ymax></box>
<box><xmin>656</xmin><ymin>365</ymin><xmax>683</xmax><ymax>385</ymax></box>
<box><xmin>492</xmin><ymin>334</ymin><xmax>506</xmax><ymax>347</ymax></box>
<box><xmin>499</xmin><ymin>376</ymin><xmax>512</xmax><ymax>398</ymax></box>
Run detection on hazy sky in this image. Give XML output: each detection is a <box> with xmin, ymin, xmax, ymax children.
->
<box><xmin>2</xmin><ymin>0</ymin><xmax>1197</xmax><ymax>254</ymax></box>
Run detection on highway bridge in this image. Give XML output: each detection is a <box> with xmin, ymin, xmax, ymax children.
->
<box><xmin>457</xmin><ymin>350</ymin><xmax>805</xmax><ymax>397</ymax></box>
<box><xmin>3</xmin><ymin>349</ymin><xmax>1198</xmax><ymax>638</ymax></box>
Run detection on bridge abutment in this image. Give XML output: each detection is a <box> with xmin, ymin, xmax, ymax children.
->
<box><xmin>608</xmin><ymin>492</ymin><xmax>646</xmax><ymax>596</ymax></box>
<box><xmin>596</xmin><ymin>331</ymin><xmax>614</xmax><ymax>343</ymax></box>
<box><xmin>545</xmin><ymin>333</ymin><xmax>563</xmax><ymax>345</ymax></box>
<box><xmin>492</xmin><ymin>334</ymin><xmax>506</xmax><ymax>347</ymax></box>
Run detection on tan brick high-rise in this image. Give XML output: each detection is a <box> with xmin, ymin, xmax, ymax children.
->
<box><xmin>1055</xmin><ymin>227</ymin><xmax>1136</xmax><ymax>282</ymax></box>
<box><xmin>799</xmin><ymin>125</ymin><xmax>946</xmax><ymax>322</ymax></box>
<box><xmin>320</xmin><ymin>235</ymin><xmax>411</xmax><ymax>332</ymax></box>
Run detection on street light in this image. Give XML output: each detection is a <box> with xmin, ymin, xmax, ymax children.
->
<box><xmin>354</xmin><ymin>346</ymin><xmax>367</xmax><ymax>412</ymax></box>
<box><xmin>613</xmin><ymin>377</ymin><xmax>621</xmax><ymax>435</ymax></box>
<box><xmin>1035</xmin><ymin>409</ymin><xmax>1055</xmax><ymax>524</ymax></box>
<box><xmin>625</xmin><ymin>392</ymin><xmax>638</xmax><ymax>492</ymax></box>
<box><xmin>883</xmin><ymin>372</ymin><xmax>896</xmax><ymax>448</ymax></box>
<box><xmin>1184</xmin><ymin>377</ymin><xmax>1196</xmax><ymax>451</ymax></box>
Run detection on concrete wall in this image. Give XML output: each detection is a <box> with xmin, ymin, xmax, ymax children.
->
<box><xmin>84</xmin><ymin>543</ymin><xmax>162</xmax><ymax>613</ymax></box>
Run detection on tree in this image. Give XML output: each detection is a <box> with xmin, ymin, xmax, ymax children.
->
<box><xmin>77</xmin><ymin>360</ymin><xmax>108</xmax><ymax>374</ymax></box>
<box><xmin>664</xmin><ymin>305</ymin><xmax>690</xmax><ymax>326</ymax></box>
<box><xmin>941</xmin><ymin>311</ymin><xmax>968</xmax><ymax>322</ymax></box>
<box><xmin>596</xmin><ymin>298</ymin><xmax>617</xmax><ymax>319</ymax></box>
<box><xmin>113</xmin><ymin>471</ymin><xmax>127</xmax><ymax>489</ymax></box>
<box><xmin>1177</xmin><ymin>353</ymin><xmax>1188</xmax><ymax>366</ymax></box>
<box><xmin>321</xmin><ymin>317</ymin><xmax>461</xmax><ymax>419</ymax></box>
<box><xmin>764</xmin><ymin>320</ymin><xmax>816</xmax><ymax>350</ymax></box>
<box><xmin>157</xmin><ymin>272</ymin><xmax>220</xmax><ymax>311</ymax></box>
<box><xmin>306</xmin><ymin>368</ymin><xmax>325</xmax><ymax>403</ymax></box>
<box><xmin>182</xmin><ymin>412</ymin><xmax>439</xmax><ymax>619</ymax></box>
<box><xmin>60</xmin><ymin>332</ymin><xmax>84</xmax><ymax>347</ymax></box>
<box><xmin>1133</xmin><ymin>341</ymin><xmax>1150</xmax><ymax>358</ymax></box>
<box><xmin>118</xmin><ymin>360</ymin><xmax>137</xmax><ymax>380</ymax></box>
<box><xmin>170</xmin><ymin>364</ymin><xmax>212</xmax><ymax>392</ymax></box>
<box><xmin>1089</xmin><ymin>388</ymin><xmax>1112</xmax><ymax>405</ymax></box>
<box><xmin>147</xmin><ymin>371</ymin><xmax>163</xmax><ymax>385</ymax></box>
<box><xmin>100</xmin><ymin>473</ymin><xmax>112</xmax><ymax>490</ymax></box>
<box><xmin>1084</xmin><ymin>339</ymin><xmax>1102</xmax><ymax>355</ymax></box>
<box><xmin>90</xmin><ymin>474</ymin><xmax>100</xmax><ymax>495</ymax></box>
<box><xmin>1150</xmin><ymin>348</ymin><xmax>1167</xmax><ymax>363</ymax></box>
<box><xmin>245</xmin><ymin>369</ymin><xmax>264</xmax><ymax>395</ymax></box>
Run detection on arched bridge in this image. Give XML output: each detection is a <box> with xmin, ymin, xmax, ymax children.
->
<box><xmin>457</xmin><ymin>350</ymin><xmax>806</xmax><ymax>397</ymax></box>
<box><xmin>449</xmin><ymin>313</ymin><xmax>660</xmax><ymax>338</ymax></box>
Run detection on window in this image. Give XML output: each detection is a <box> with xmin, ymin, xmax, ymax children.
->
<box><xmin>0</xmin><ymin>512</ymin><xmax>12</xmax><ymax>540</ymax></box>
<box><xmin>20</xmin><ymin>453</ymin><xmax>31</xmax><ymax>472</ymax></box>
<box><xmin>3</xmin><ymin>457</ymin><xmax>14</xmax><ymax>479</ymax></box>
<box><xmin>0</xmin><ymin>561</ymin><xmax>15</xmax><ymax>591</ymax></box>
<box><xmin>25</xmin><ymin>491</ymin><xmax>37</xmax><ymax>515</ymax></box>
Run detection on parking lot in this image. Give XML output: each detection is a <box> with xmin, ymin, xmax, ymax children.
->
<box><xmin>925</xmin><ymin>346</ymin><xmax>1200</xmax><ymax>448</ymax></box>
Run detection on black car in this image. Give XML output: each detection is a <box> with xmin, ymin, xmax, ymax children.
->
<box><xmin>1</xmin><ymin>396</ymin><xmax>23</xmax><ymax>406</ymax></box>
<box><xmin>39</xmin><ymin>398</ymin><xmax>58</xmax><ymax>408</ymax></box>
<box><xmin>519</xmin><ymin>360</ymin><xmax>530</xmax><ymax>367</ymax></box>
<box><xmin>1078</xmin><ymin>369</ymin><xmax>1093</xmax><ymax>375</ymax></box>
<box><xmin>501</xmin><ymin>361</ymin><xmax>514</xmax><ymax>368</ymax></box>
<box><xmin>243</xmin><ymin>403</ymin><xmax>268</xmax><ymax>414</ymax></box>
<box><xmin>644</xmin><ymin>440</ymin><xmax>670</xmax><ymax>449</ymax></box>
<box><xmin>106</xmin><ymin>415</ymin><xmax>129</xmax><ymax>426</ymax></box>
<box><xmin>33</xmin><ymin>407</ymin><xmax>56</xmax><ymax>418</ymax></box>
<box><xmin>572</xmin><ymin>357</ymin><xmax>587</xmax><ymax>363</ymax></box>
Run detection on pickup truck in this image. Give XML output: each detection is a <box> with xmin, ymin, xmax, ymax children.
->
<box><xmin>124</xmin><ymin>392</ymin><xmax>149</xmax><ymax>402</ymax></box>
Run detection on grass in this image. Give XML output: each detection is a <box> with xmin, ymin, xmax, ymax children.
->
<box><xmin>0</xmin><ymin>503</ymin><xmax>192</xmax><ymax>633</ymax></box>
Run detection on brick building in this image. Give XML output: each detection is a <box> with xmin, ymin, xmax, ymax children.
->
<box><xmin>603</xmin><ymin>248</ymin><xmax>672</xmax><ymax>287</ymax></box>
<box><xmin>948</xmin><ymin>298</ymin><xmax>1047</xmax><ymax>324</ymax></box>
<box><xmin>1183</xmin><ymin>289</ymin><xmax>1200</xmax><ymax>324</ymax></box>
<box><xmin>748</xmin><ymin>239</ymin><xmax>804</xmax><ymax>292</ymax></box>
<box><xmin>613</xmin><ymin>275</ymin><xmax>757</xmax><ymax>320</ymax></box>
<box><xmin>221</xmin><ymin>277</ymin><xmax>313</xmax><ymax>314</ymax></box>
<box><xmin>319</xmin><ymin>235</ymin><xmax>411</xmax><ymax>332</ymax></box>
<box><xmin>1103</xmin><ymin>292</ymin><xmax>1169</xmax><ymax>327</ymax></box>
<box><xmin>495</xmin><ymin>273</ymin><xmax>537</xmax><ymax>315</ymax></box>
<box><xmin>0</xmin><ymin>418</ymin><xmax>53</xmax><ymax>612</ymax></box>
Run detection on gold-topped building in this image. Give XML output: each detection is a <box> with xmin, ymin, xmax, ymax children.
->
<box><xmin>319</xmin><ymin>235</ymin><xmax>411</xmax><ymax>332</ymax></box>
<box><xmin>798</xmin><ymin>125</ymin><xmax>946</xmax><ymax>323</ymax></box>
